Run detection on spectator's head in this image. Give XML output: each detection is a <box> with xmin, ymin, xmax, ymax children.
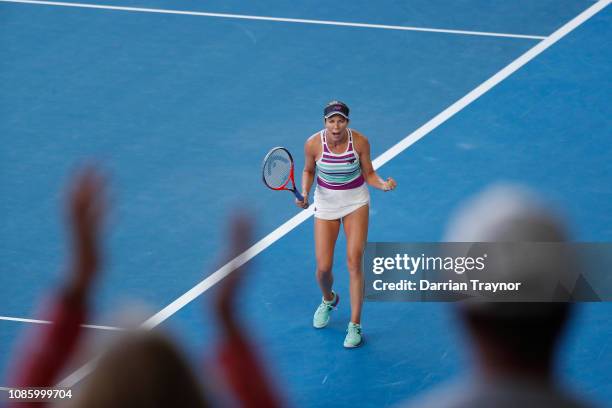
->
<box><xmin>70</xmin><ymin>331</ymin><xmax>209</xmax><ymax>408</ymax></box>
<box><xmin>444</xmin><ymin>184</ymin><xmax>572</xmax><ymax>376</ymax></box>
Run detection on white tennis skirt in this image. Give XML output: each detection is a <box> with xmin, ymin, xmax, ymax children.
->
<box><xmin>313</xmin><ymin>183</ymin><xmax>370</xmax><ymax>220</ymax></box>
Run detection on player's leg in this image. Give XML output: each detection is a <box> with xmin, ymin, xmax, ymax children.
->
<box><xmin>342</xmin><ymin>204</ymin><xmax>369</xmax><ymax>325</ymax></box>
<box><xmin>313</xmin><ymin>217</ymin><xmax>341</xmax><ymax>329</ymax></box>
<box><xmin>314</xmin><ymin>217</ymin><xmax>341</xmax><ymax>301</ymax></box>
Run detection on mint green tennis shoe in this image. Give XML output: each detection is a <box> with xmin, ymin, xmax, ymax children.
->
<box><xmin>343</xmin><ymin>322</ymin><xmax>363</xmax><ymax>348</ymax></box>
<box><xmin>313</xmin><ymin>291</ymin><xmax>339</xmax><ymax>328</ymax></box>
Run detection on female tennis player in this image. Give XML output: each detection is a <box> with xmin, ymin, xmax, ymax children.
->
<box><xmin>295</xmin><ymin>101</ymin><xmax>396</xmax><ymax>348</ymax></box>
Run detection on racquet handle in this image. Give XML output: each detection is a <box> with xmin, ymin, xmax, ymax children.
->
<box><xmin>293</xmin><ymin>189</ymin><xmax>304</xmax><ymax>202</ymax></box>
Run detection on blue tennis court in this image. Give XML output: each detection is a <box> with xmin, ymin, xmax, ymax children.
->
<box><xmin>1</xmin><ymin>0</ymin><xmax>611</xmax><ymax>406</ymax></box>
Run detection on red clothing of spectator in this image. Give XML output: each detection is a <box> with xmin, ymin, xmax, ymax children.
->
<box><xmin>7</xmin><ymin>290</ymin><xmax>86</xmax><ymax>408</ymax></box>
<box><xmin>7</xmin><ymin>291</ymin><xmax>284</xmax><ymax>408</ymax></box>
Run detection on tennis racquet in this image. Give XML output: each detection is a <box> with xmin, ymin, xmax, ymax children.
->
<box><xmin>262</xmin><ymin>147</ymin><xmax>305</xmax><ymax>202</ymax></box>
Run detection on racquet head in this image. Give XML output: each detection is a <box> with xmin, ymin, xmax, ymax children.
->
<box><xmin>262</xmin><ymin>147</ymin><xmax>304</xmax><ymax>201</ymax></box>
<box><xmin>262</xmin><ymin>147</ymin><xmax>293</xmax><ymax>190</ymax></box>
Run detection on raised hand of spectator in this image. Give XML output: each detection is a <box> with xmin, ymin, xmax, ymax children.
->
<box><xmin>66</xmin><ymin>167</ymin><xmax>107</xmax><ymax>300</ymax></box>
<box><xmin>215</xmin><ymin>213</ymin><xmax>253</xmax><ymax>336</ymax></box>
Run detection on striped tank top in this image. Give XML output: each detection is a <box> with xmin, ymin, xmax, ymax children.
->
<box><xmin>316</xmin><ymin>129</ymin><xmax>365</xmax><ymax>190</ymax></box>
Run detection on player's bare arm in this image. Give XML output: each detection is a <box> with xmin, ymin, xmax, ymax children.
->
<box><xmin>353</xmin><ymin>131</ymin><xmax>397</xmax><ymax>191</ymax></box>
<box><xmin>297</xmin><ymin>135</ymin><xmax>319</xmax><ymax>208</ymax></box>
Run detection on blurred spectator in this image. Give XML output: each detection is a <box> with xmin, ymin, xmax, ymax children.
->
<box><xmin>6</xmin><ymin>168</ymin><xmax>283</xmax><ymax>408</ymax></box>
<box><xmin>66</xmin><ymin>331</ymin><xmax>209</xmax><ymax>408</ymax></box>
<box><xmin>399</xmin><ymin>184</ymin><xmax>596</xmax><ymax>408</ymax></box>
<box><xmin>8</xmin><ymin>168</ymin><xmax>106</xmax><ymax>400</ymax></box>
<box><xmin>213</xmin><ymin>213</ymin><xmax>285</xmax><ymax>408</ymax></box>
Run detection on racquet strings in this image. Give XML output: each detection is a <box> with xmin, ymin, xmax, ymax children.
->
<box><xmin>264</xmin><ymin>149</ymin><xmax>292</xmax><ymax>189</ymax></box>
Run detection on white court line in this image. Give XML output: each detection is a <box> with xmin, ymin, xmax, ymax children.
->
<box><xmin>0</xmin><ymin>315</ymin><xmax>124</xmax><ymax>331</ymax></box>
<box><xmin>57</xmin><ymin>0</ymin><xmax>611</xmax><ymax>388</ymax></box>
<box><xmin>371</xmin><ymin>0</ymin><xmax>609</xmax><ymax>168</ymax></box>
<box><xmin>0</xmin><ymin>0</ymin><xmax>547</xmax><ymax>40</ymax></box>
